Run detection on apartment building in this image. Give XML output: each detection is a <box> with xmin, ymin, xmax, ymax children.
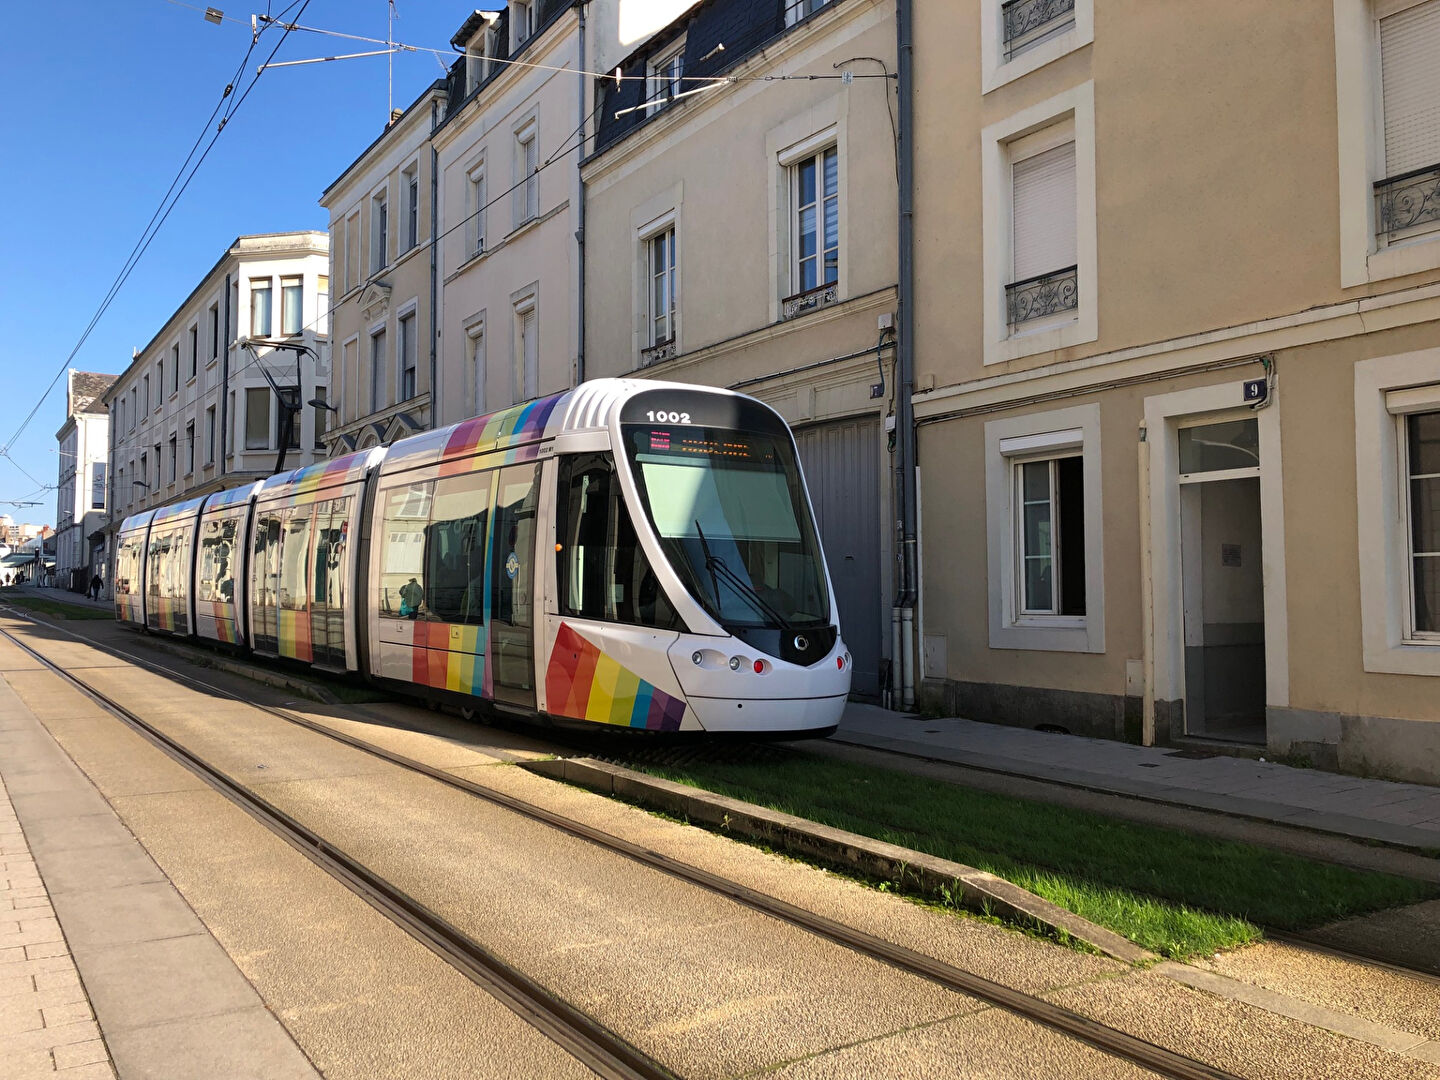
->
<box><xmin>432</xmin><ymin>1</ymin><xmax>588</xmax><ymax>425</ymax></box>
<box><xmin>322</xmin><ymin>82</ymin><xmax>447</xmax><ymax>453</ymax></box>
<box><xmin>583</xmin><ymin>0</ymin><xmax>900</xmax><ymax>698</ymax></box>
<box><xmin>54</xmin><ymin>369</ymin><xmax>116</xmax><ymax>591</ymax></box>
<box><xmin>100</xmin><ymin>232</ymin><xmax>331</xmax><ymax>587</ymax></box>
<box><xmin>909</xmin><ymin>0</ymin><xmax>1440</xmax><ymax>782</ymax></box>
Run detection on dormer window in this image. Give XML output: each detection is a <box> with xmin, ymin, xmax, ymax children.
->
<box><xmin>647</xmin><ymin>37</ymin><xmax>686</xmax><ymax>114</ymax></box>
<box><xmin>511</xmin><ymin>1</ymin><xmax>534</xmax><ymax>51</ymax></box>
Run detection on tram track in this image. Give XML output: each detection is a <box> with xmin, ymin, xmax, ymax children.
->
<box><xmin>0</xmin><ymin>613</ymin><xmax>1254</xmax><ymax>1080</ymax></box>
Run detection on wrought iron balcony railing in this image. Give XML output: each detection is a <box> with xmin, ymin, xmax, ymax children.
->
<box><xmin>641</xmin><ymin>337</ymin><xmax>677</xmax><ymax>365</ymax></box>
<box><xmin>1375</xmin><ymin>163</ymin><xmax>1440</xmax><ymax>243</ymax></box>
<box><xmin>1006</xmin><ymin>265</ymin><xmax>1078</xmax><ymax>327</ymax></box>
<box><xmin>1002</xmin><ymin>0</ymin><xmax>1076</xmax><ymax>60</ymax></box>
<box><xmin>781</xmin><ymin>281</ymin><xmax>839</xmax><ymax>320</ymax></box>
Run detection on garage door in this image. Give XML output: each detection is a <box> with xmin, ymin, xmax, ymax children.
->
<box><xmin>794</xmin><ymin>418</ymin><xmax>883</xmax><ymax>699</ymax></box>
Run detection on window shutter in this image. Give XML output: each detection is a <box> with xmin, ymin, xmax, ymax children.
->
<box><xmin>1011</xmin><ymin>141</ymin><xmax>1077</xmax><ymax>282</ymax></box>
<box><xmin>1381</xmin><ymin>0</ymin><xmax>1440</xmax><ymax>177</ymax></box>
<box><xmin>522</xmin><ymin>310</ymin><xmax>537</xmax><ymax>397</ymax></box>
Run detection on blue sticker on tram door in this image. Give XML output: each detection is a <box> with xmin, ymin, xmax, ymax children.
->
<box><xmin>505</xmin><ymin>551</ymin><xmax>519</xmax><ymax>579</ymax></box>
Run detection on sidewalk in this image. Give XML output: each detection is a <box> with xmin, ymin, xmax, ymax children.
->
<box><xmin>837</xmin><ymin>704</ymin><xmax>1440</xmax><ymax>852</ymax></box>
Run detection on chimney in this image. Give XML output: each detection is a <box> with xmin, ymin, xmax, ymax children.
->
<box><xmin>387</xmin><ymin>107</ymin><xmax>404</xmax><ymax>128</ymax></box>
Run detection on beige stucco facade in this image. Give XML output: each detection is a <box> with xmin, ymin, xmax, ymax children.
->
<box><xmin>912</xmin><ymin>0</ymin><xmax>1440</xmax><ymax>780</ymax></box>
<box><xmin>583</xmin><ymin>0</ymin><xmax>900</xmax><ymax>696</ymax></box>
<box><xmin>322</xmin><ymin>83</ymin><xmax>446</xmax><ymax>453</ymax></box>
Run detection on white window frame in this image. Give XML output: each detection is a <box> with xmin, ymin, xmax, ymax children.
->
<box><xmin>396</xmin><ymin>301</ymin><xmax>419</xmax><ymax>402</ymax></box>
<box><xmin>514</xmin><ymin>120</ymin><xmax>539</xmax><ymax>228</ymax></box>
<box><xmin>345</xmin><ymin>210</ymin><xmax>361</xmax><ymax>291</ymax></box>
<box><xmin>643</xmin><ymin>216</ymin><xmax>678</xmax><ymax>350</ymax></box>
<box><xmin>511</xmin><ymin>0</ymin><xmax>535</xmax><ymax>51</ymax></box>
<box><xmin>984</xmin><ymin>403</ymin><xmax>1105</xmax><ymax>652</ymax></box>
<box><xmin>512</xmin><ymin>285</ymin><xmax>539</xmax><ymax>404</ymax></box>
<box><xmin>467</xmin><ymin>158</ymin><xmax>487</xmax><ymax>257</ymax></box>
<box><xmin>1356</xmin><ymin>348</ymin><xmax>1440</xmax><ymax>674</ymax></box>
<box><xmin>787</xmin><ymin>143</ymin><xmax>841</xmax><ymax>299</ymax></box>
<box><xmin>785</xmin><ymin>0</ymin><xmax>833</xmax><ymax>27</ymax></box>
<box><xmin>401</xmin><ymin>161</ymin><xmax>420</xmax><ymax>253</ymax></box>
<box><xmin>647</xmin><ymin>36</ymin><xmax>686</xmax><ymax>114</ymax></box>
<box><xmin>1335</xmin><ymin>0</ymin><xmax>1440</xmax><ymax>285</ymax></box>
<box><xmin>981</xmin><ymin>82</ymin><xmax>1097</xmax><ymax>366</ymax></box>
<box><xmin>982</xmin><ymin>0</ymin><xmax>1094</xmax><ymax>94</ymax></box>
<box><xmin>370</xmin><ymin>184</ymin><xmax>389</xmax><ymax>274</ymax></box>
<box><xmin>369</xmin><ymin>321</ymin><xmax>388</xmax><ymax>415</ymax></box>
<box><xmin>465</xmin><ymin>315</ymin><xmax>487</xmax><ymax>418</ymax></box>
<box><xmin>1006</xmin><ymin>123</ymin><xmax>1078</xmax><ymax>338</ymax></box>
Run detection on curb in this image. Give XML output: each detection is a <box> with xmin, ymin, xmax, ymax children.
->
<box><xmin>523</xmin><ymin>756</ymin><xmax>1154</xmax><ymax>965</ymax></box>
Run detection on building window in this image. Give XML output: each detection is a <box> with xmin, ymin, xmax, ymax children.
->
<box><xmin>143</xmin><ymin>375</ymin><xmax>150</xmax><ymax>414</ymax></box>
<box><xmin>371</xmin><ymin>328</ymin><xmax>388</xmax><ymax>413</ymax></box>
<box><xmin>372</xmin><ymin>189</ymin><xmax>389</xmax><ymax>272</ymax></box>
<box><xmin>282</xmin><ymin>389</ymin><xmax>301</xmax><ymax>450</ymax></box>
<box><xmin>516</xmin><ymin>123</ymin><xmax>539</xmax><ymax>226</ymax></box>
<box><xmin>1375</xmin><ymin>0</ymin><xmax>1440</xmax><ymax>244</ymax></box>
<box><xmin>1008</xmin><ymin>135</ymin><xmax>1078</xmax><ymax>329</ymax></box>
<box><xmin>511</xmin><ymin>0</ymin><xmax>534</xmax><ymax>50</ymax></box>
<box><xmin>281</xmin><ymin>276</ymin><xmax>303</xmax><ymax>336</ymax></box>
<box><xmin>790</xmin><ymin>146</ymin><xmax>839</xmax><ymax>300</ymax></box>
<box><xmin>398</xmin><ymin>311</ymin><xmax>417</xmax><ymax>401</ymax></box>
<box><xmin>984</xmin><ymin>403</ymin><xmax>1104</xmax><ymax>653</ymax></box>
<box><xmin>129</xmin><ymin>388</ymin><xmax>137</xmax><ymax>430</ymax></box>
<box><xmin>185</xmin><ymin>421</ymin><xmax>195</xmax><ymax>475</ymax></box>
<box><xmin>167</xmin><ymin>435</ymin><xmax>177</xmax><ymax>483</ymax></box>
<box><xmin>171</xmin><ymin>344</ymin><xmax>180</xmax><ymax>392</ymax></box>
<box><xmin>468</xmin><ymin>164</ymin><xmax>486</xmax><ymax>256</ymax></box>
<box><xmin>647</xmin><ymin>38</ymin><xmax>685</xmax><ymax>113</ymax></box>
<box><xmin>245</xmin><ymin>387</ymin><xmax>270</xmax><ymax>450</ymax></box>
<box><xmin>345</xmin><ymin>211</ymin><xmax>361</xmax><ymax>290</ymax></box>
<box><xmin>785</xmin><ymin>0</ymin><xmax>832</xmax><ymax>26</ymax></box>
<box><xmin>90</xmin><ymin>462</ymin><xmax>106</xmax><ymax>510</ymax></box>
<box><xmin>317</xmin><ymin>275</ymin><xmax>329</xmax><ymax>337</ymax></box>
<box><xmin>1002</xmin><ymin>0</ymin><xmax>1076</xmax><ymax>60</ymax></box>
<box><xmin>403</xmin><ymin>166</ymin><xmax>420</xmax><ymax>252</ymax></box>
<box><xmin>206</xmin><ymin>405</ymin><xmax>216</xmax><ymax>464</ymax></box>
<box><xmin>313</xmin><ymin>388</ymin><xmax>328</xmax><ymax>450</ymax></box>
<box><xmin>1406</xmin><ymin>410</ymin><xmax>1440</xmax><ymax>636</ymax></box>
<box><xmin>138</xmin><ymin>454</ymin><xmax>146</xmax><ymax>494</ymax></box>
<box><xmin>155</xmin><ymin>364</ymin><xmax>163</xmax><ymax>407</ymax></box>
<box><xmin>1014</xmin><ymin>455</ymin><xmax>1085</xmax><ymax>615</ymax></box>
<box><xmin>467</xmin><ymin>321</ymin><xmax>486</xmax><ymax>417</ymax></box>
<box><xmin>251</xmin><ymin>279</ymin><xmax>273</xmax><ymax>337</ymax></box>
<box><xmin>209</xmin><ymin>303</ymin><xmax>219</xmax><ymax>360</ymax></box>
<box><xmin>513</xmin><ymin>295</ymin><xmax>537</xmax><ymax>403</ymax></box>
<box><xmin>648</xmin><ymin>226</ymin><xmax>677</xmax><ymax>349</ymax></box>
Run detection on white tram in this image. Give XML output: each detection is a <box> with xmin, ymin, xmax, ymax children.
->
<box><xmin>114</xmin><ymin>380</ymin><xmax>851</xmax><ymax>735</ymax></box>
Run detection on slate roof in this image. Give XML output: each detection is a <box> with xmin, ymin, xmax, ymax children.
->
<box><xmin>69</xmin><ymin>371</ymin><xmax>117</xmax><ymax>417</ymax></box>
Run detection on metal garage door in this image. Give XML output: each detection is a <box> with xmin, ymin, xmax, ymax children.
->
<box><xmin>794</xmin><ymin>418</ymin><xmax>883</xmax><ymax>699</ymax></box>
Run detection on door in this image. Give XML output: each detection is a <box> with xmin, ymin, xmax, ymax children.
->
<box><xmin>1177</xmin><ymin>418</ymin><xmax>1265</xmax><ymax>743</ymax></box>
<box><xmin>490</xmin><ymin>464</ymin><xmax>540</xmax><ymax>708</ymax></box>
<box><xmin>793</xmin><ymin>418</ymin><xmax>883</xmax><ymax>698</ymax></box>
<box><xmin>310</xmin><ymin>496</ymin><xmax>352</xmax><ymax>669</ymax></box>
<box><xmin>251</xmin><ymin>511</ymin><xmax>283</xmax><ymax>653</ymax></box>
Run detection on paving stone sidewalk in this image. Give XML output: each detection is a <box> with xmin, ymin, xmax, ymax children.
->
<box><xmin>839</xmin><ymin>704</ymin><xmax>1440</xmax><ymax>851</ymax></box>
<box><xmin>0</xmin><ymin>775</ymin><xmax>114</xmax><ymax>1079</ymax></box>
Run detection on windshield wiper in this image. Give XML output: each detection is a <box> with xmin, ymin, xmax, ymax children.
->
<box><xmin>693</xmin><ymin>519</ymin><xmax>794</xmax><ymax>630</ymax></box>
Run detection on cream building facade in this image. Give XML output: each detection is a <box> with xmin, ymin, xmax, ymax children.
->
<box><xmin>322</xmin><ymin>83</ymin><xmax>447</xmax><ymax>453</ymax></box>
<box><xmin>101</xmin><ymin>232</ymin><xmax>331</xmax><ymax>590</ymax></box>
<box><xmin>910</xmin><ymin>0</ymin><xmax>1440</xmax><ymax>781</ymax></box>
<box><xmin>54</xmin><ymin>370</ymin><xmax>116</xmax><ymax>591</ymax></box>
<box><xmin>583</xmin><ymin>0</ymin><xmax>901</xmax><ymax>698</ymax></box>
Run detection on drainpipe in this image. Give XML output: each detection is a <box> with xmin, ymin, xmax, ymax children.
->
<box><xmin>220</xmin><ymin>271</ymin><xmax>231</xmax><ymax>477</ymax></box>
<box><xmin>1139</xmin><ymin>420</ymin><xmax>1156</xmax><ymax>746</ymax></box>
<box><xmin>429</xmin><ymin>96</ymin><xmax>441</xmax><ymax>428</ymax></box>
<box><xmin>895</xmin><ymin>0</ymin><xmax>918</xmax><ymax>710</ymax></box>
<box><xmin>575</xmin><ymin>2</ymin><xmax>587</xmax><ymax>386</ymax></box>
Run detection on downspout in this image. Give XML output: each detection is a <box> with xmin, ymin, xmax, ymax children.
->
<box><xmin>220</xmin><ymin>271</ymin><xmax>231</xmax><ymax>477</ymax></box>
<box><xmin>575</xmin><ymin>1</ymin><xmax>587</xmax><ymax>386</ymax></box>
<box><xmin>895</xmin><ymin>0</ymin><xmax>918</xmax><ymax>710</ymax></box>
<box><xmin>1139</xmin><ymin>420</ymin><xmax>1156</xmax><ymax>745</ymax></box>
<box><xmin>430</xmin><ymin>96</ymin><xmax>441</xmax><ymax>428</ymax></box>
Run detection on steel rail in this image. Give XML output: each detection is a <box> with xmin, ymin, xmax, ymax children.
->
<box><xmin>0</xmin><ymin>623</ymin><xmax>675</xmax><ymax>1080</ymax></box>
<box><xmin>1268</xmin><ymin>931</ymin><xmax>1440</xmax><ymax>986</ymax></box>
<box><xmin>0</xmin><ymin>614</ymin><xmax>1246</xmax><ymax>1080</ymax></box>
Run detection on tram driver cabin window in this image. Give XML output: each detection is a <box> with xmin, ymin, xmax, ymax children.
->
<box><xmin>1013</xmin><ymin>454</ymin><xmax>1086</xmax><ymax>617</ymax></box>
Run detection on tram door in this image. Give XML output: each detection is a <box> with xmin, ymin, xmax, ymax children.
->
<box><xmin>251</xmin><ymin>511</ymin><xmax>283</xmax><ymax>654</ymax></box>
<box><xmin>310</xmin><ymin>497</ymin><xmax>350</xmax><ymax>669</ymax></box>
<box><xmin>490</xmin><ymin>464</ymin><xmax>541</xmax><ymax>708</ymax></box>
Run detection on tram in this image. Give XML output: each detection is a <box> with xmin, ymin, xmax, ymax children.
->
<box><xmin>113</xmin><ymin>380</ymin><xmax>851</xmax><ymax>735</ymax></box>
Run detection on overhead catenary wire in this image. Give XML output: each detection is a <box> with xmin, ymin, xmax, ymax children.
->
<box><xmin>1</xmin><ymin>0</ymin><xmax>314</xmax><ymax>483</ymax></box>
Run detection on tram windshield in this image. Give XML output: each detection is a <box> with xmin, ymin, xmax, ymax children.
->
<box><xmin>623</xmin><ymin>424</ymin><xmax>830</xmax><ymax>629</ymax></box>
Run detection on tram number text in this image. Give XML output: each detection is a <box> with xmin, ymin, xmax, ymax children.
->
<box><xmin>645</xmin><ymin>410</ymin><xmax>692</xmax><ymax>425</ymax></box>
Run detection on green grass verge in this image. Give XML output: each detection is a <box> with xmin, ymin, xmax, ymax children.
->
<box><xmin>632</xmin><ymin>754</ymin><xmax>1438</xmax><ymax>959</ymax></box>
<box><xmin>2</xmin><ymin>595</ymin><xmax>114</xmax><ymax>621</ymax></box>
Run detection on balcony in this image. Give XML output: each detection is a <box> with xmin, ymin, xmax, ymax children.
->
<box><xmin>1002</xmin><ymin>0</ymin><xmax>1076</xmax><ymax>60</ymax></box>
<box><xmin>1375</xmin><ymin>163</ymin><xmax>1440</xmax><ymax>244</ymax></box>
<box><xmin>641</xmin><ymin>337</ymin><xmax>677</xmax><ymax>366</ymax></box>
<box><xmin>782</xmin><ymin>281</ymin><xmax>839</xmax><ymax>321</ymax></box>
<box><xmin>1006</xmin><ymin>265</ymin><xmax>1078</xmax><ymax>328</ymax></box>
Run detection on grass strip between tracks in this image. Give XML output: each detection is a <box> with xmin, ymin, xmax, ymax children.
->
<box><xmin>1</xmin><ymin>593</ymin><xmax>114</xmax><ymax>620</ymax></box>
<box><xmin>626</xmin><ymin>754</ymin><xmax>1438</xmax><ymax>960</ymax></box>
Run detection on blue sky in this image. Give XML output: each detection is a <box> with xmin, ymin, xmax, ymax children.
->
<box><xmin>0</xmin><ymin>0</ymin><xmax>470</xmax><ymax>524</ymax></box>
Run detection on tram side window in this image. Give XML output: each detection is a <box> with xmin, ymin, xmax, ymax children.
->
<box><xmin>379</xmin><ymin>482</ymin><xmax>433</xmax><ymax>618</ymax></box>
<box><xmin>312</xmin><ymin>497</ymin><xmax>351</xmax><ymax>607</ymax></box>
<box><xmin>253</xmin><ymin>514</ymin><xmax>283</xmax><ymax>610</ymax></box>
<box><xmin>279</xmin><ymin>508</ymin><xmax>312</xmax><ymax>611</ymax></box>
<box><xmin>147</xmin><ymin>533</ymin><xmax>172</xmax><ymax>597</ymax></box>
<box><xmin>197</xmin><ymin>517</ymin><xmax>238</xmax><ymax>603</ymax></box>
<box><xmin>555</xmin><ymin>455</ymin><xmax>682</xmax><ymax>630</ymax></box>
<box><xmin>425</xmin><ymin>475</ymin><xmax>491</xmax><ymax>625</ymax></box>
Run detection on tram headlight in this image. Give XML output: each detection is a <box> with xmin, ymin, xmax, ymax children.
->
<box><xmin>728</xmin><ymin>655</ymin><xmax>743</xmax><ymax>671</ymax></box>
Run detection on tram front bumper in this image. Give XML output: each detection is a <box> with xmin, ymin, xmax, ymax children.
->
<box><xmin>667</xmin><ymin>635</ymin><xmax>852</xmax><ymax>734</ymax></box>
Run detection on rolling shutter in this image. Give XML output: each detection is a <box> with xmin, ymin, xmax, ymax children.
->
<box><xmin>1011</xmin><ymin>140</ymin><xmax>1077</xmax><ymax>282</ymax></box>
<box><xmin>1381</xmin><ymin>0</ymin><xmax>1440</xmax><ymax>177</ymax></box>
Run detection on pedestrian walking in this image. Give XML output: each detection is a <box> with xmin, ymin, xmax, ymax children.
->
<box><xmin>89</xmin><ymin>573</ymin><xmax>103</xmax><ymax>600</ymax></box>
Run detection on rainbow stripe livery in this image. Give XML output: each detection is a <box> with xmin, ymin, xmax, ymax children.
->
<box><xmin>268</xmin><ymin>450</ymin><xmax>373</xmax><ymax>500</ymax></box>
<box><xmin>437</xmin><ymin>395</ymin><xmax>566</xmax><ymax>478</ymax></box>
<box><xmin>407</xmin><ymin>621</ymin><xmax>491</xmax><ymax>697</ymax></box>
<box><xmin>545</xmin><ymin>624</ymin><xmax>687</xmax><ymax>732</ymax></box>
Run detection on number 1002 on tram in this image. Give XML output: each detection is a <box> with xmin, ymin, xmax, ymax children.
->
<box><xmin>113</xmin><ymin>379</ymin><xmax>852</xmax><ymax>736</ymax></box>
